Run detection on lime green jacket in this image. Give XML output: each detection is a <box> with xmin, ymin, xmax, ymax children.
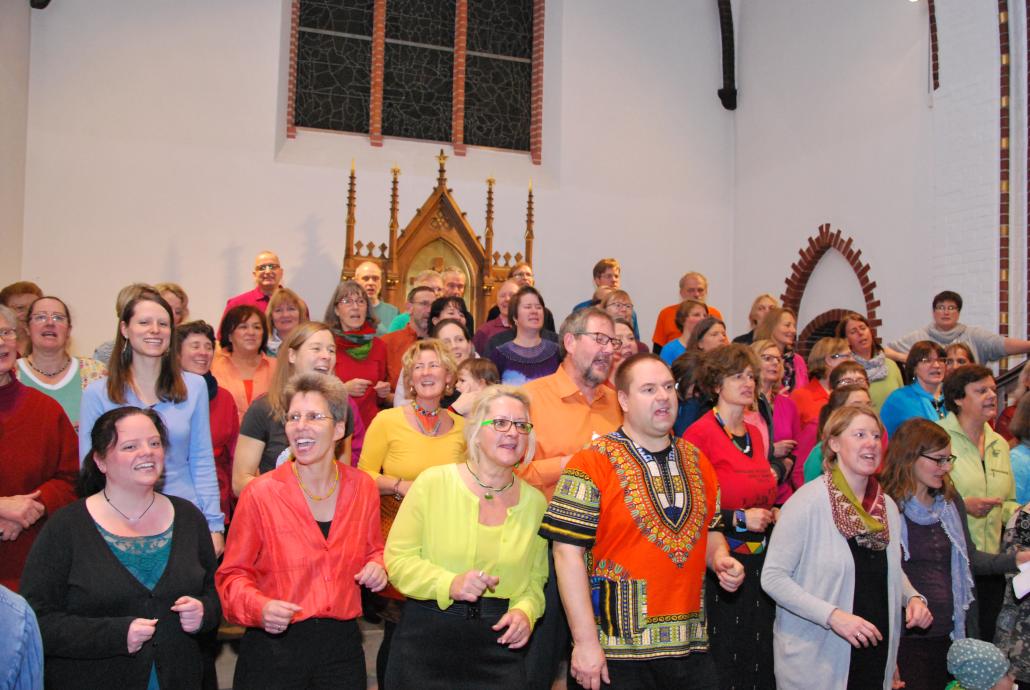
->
<box><xmin>939</xmin><ymin>412</ymin><xmax>1017</xmax><ymax>553</ymax></box>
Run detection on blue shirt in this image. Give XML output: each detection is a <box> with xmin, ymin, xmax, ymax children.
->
<box><xmin>1011</xmin><ymin>443</ymin><xmax>1030</xmax><ymax>505</ymax></box>
<box><xmin>79</xmin><ymin>373</ymin><xmax>224</xmax><ymax>532</ymax></box>
<box><xmin>660</xmin><ymin>339</ymin><xmax>687</xmax><ymax>366</ymax></box>
<box><xmin>0</xmin><ymin>585</ymin><xmax>42</xmax><ymax>690</ymax></box>
<box><xmin>880</xmin><ymin>382</ymin><xmax>945</xmax><ymax>437</ymax></box>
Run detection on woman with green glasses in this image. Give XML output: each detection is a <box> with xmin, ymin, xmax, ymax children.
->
<box><xmin>385</xmin><ymin>385</ymin><xmax>547</xmax><ymax>689</ymax></box>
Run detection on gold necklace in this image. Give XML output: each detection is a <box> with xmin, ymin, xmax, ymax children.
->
<box><xmin>292</xmin><ymin>460</ymin><xmax>340</xmax><ymax>501</ymax></box>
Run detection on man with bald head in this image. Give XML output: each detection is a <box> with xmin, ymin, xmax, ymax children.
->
<box><xmin>355</xmin><ymin>261</ymin><xmax>399</xmax><ymax>335</ymax></box>
<box><xmin>652</xmin><ymin>271</ymin><xmax>724</xmax><ymax>352</ymax></box>
<box><xmin>220</xmin><ymin>250</ymin><xmax>286</xmax><ymax>336</ymax></box>
<box><xmin>473</xmin><ymin>279</ymin><xmax>519</xmax><ymax>354</ymax></box>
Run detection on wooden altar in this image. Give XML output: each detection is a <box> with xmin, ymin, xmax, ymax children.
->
<box><xmin>340</xmin><ymin>151</ymin><xmax>535</xmax><ymax>325</ymax></box>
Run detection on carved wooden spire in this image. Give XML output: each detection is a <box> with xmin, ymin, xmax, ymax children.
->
<box><xmin>345</xmin><ymin>159</ymin><xmax>357</xmax><ymax>260</ymax></box>
<box><xmin>436</xmin><ymin>149</ymin><xmax>448</xmax><ymax>188</ymax></box>
<box><xmin>388</xmin><ymin>165</ymin><xmax>401</xmax><ymax>272</ymax></box>
<box><xmin>524</xmin><ymin>178</ymin><xmax>534</xmax><ymax>266</ymax></box>
<box><xmin>484</xmin><ymin>177</ymin><xmax>495</xmax><ymax>266</ymax></box>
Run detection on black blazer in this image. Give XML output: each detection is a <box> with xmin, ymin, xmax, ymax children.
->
<box><xmin>21</xmin><ymin>496</ymin><xmax>220</xmax><ymax>689</ymax></box>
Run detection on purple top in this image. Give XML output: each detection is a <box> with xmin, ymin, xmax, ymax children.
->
<box><xmin>489</xmin><ymin>339</ymin><xmax>560</xmax><ymax>386</ymax></box>
<box><xmin>902</xmin><ymin>518</ymin><xmax>953</xmax><ymax>638</ymax></box>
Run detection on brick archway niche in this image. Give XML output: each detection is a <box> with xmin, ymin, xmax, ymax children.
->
<box><xmin>781</xmin><ymin>223</ymin><xmax>882</xmax><ymax>358</ymax></box>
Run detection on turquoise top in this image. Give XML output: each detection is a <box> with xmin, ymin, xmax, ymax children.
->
<box><xmin>97</xmin><ymin>522</ymin><xmax>173</xmax><ymax>690</ymax></box>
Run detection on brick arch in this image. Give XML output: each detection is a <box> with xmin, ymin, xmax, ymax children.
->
<box><xmin>781</xmin><ymin>223</ymin><xmax>881</xmax><ymax>336</ymax></box>
<box><xmin>797</xmin><ymin>308</ymin><xmax>852</xmax><ymax>358</ymax></box>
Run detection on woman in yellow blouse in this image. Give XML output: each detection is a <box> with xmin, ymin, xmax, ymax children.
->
<box><xmin>384</xmin><ymin>385</ymin><xmax>548</xmax><ymax>689</ymax></box>
<box><xmin>358</xmin><ymin>338</ymin><xmax>466</xmax><ymax>686</ymax></box>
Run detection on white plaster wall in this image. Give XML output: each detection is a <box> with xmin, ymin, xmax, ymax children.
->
<box><xmin>0</xmin><ymin>0</ymin><xmax>31</xmax><ymax>284</ymax></box>
<box><xmin>733</xmin><ymin>0</ymin><xmax>937</xmax><ymax>343</ymax></box>
<box><xmin>21</xmin><ymin>0</ymin><xmax>735</xmax><ymax>353</ymax></box>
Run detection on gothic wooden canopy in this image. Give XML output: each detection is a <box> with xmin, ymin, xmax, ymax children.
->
<box><xmin>340</xmin><ymin>150</ymin><xmax>535</xmax><ymax>325</ymax></box>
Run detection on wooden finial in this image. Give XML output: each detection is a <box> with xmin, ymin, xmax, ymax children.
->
<box><xmin>436</xmin><ymin>149</ymin><xmax>448</xmax><ymax>188</ymax></box>
<box><xmin>388</xmin><ymin>165</ymin><xmax>401</xmax><ymax>266</ymax></box>
<box><xmin>484</xmin><ymin>177</ymin><xmax>495</xmax><ymax>266</ymax></box>
<box><xmin>345</xmin><ymin>161</ymin><xmax>357</xmax><ymax>259</ymax></box>
<box><xmin>524</xmin><ymin>179</ymin><xmax>534</xmax><ymax>266</ymax></box>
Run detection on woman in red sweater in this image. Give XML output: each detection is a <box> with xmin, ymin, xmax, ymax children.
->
<box><xmin>684</xmin><ymin>343</ymin><xmax>778</xmax><ymax>690</ymax></box>
<box><xmin>324</xmin><ymin>280</ymin><xmax>390</xmax><ymax>427</ymax></box>
<box><xmin>0</xmin><ymin>304</ymin><xmax>78</xmax><ymax>591</ymax></box>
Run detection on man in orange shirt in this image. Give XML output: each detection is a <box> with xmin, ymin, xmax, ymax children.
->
<box><xmin>520</xmin><ymin>306</ymin><xmax>623</xmax><ymax>689</ymax></box>
<box><xmin>381</xmin><ymin>286</ymin><xmax>434</xmax><ymax>394</ymax></box>
<box><xmin>652</xmin><ymin>271</ymin><xmax>724</xmax><ymax>352</ymax></box>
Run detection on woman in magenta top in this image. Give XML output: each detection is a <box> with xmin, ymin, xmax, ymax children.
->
<box><xmin>684</xmin><ymin>343</ymin><xmax>778</xmax><ymax>690</ymax></box>
<box><xmin>324</xmin><ymin>280</ymin><xmax>390</xmax><ymax>428</ymax></box>
<box><xmin>754</xmin><ymin>307</ymin><xmax>808</xmax><ymax>394</ymax></box>
<box><xmin>747</xmin><ymin>339</ymin><xmax>801</xmax><ymax>504</ymax></box>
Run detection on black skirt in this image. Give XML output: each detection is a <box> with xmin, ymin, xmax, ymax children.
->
<box><xmin>846</xmin><ymin>538</ymin><xmax>890</xmax><ymax>690</ymax></box>
<box><xmin>385</xmin><ymin>598</ymin><xmax>528</xmax><ymax>689</ymax></box>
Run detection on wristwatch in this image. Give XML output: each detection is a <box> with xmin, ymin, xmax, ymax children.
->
<box><xmin>734</xmin><ymin>509</ymin><xmax>747</xmax><ymax>532</ymax></box>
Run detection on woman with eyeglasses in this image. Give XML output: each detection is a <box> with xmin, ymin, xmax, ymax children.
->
<box><xmin>358</xmin><ymin>339</ymin><xmax>467</xmax><ymax>687</ymax></box>
<box><xmin>837</xmin><ymin>312</ymin><xmax>903</xmax><ymax>411</ymax></box>
<box><xmin>212</xmin><ymin>305</ymin><xmax>276</xmax><ymax>423</ymax></box>
<box><xmin>0</xmin><ymin>304</ymin><xmax>78</xmax><ymax>592</ymax></box>
<box><xmin>790</xmin><ymin>337</ymin><xmax>854</xmax><ymax>488</ymax></box>
<box><xmin>881</xmin><ymin>418</ymin><xmax>1024</xmax><ymax>690</ymax></box>
<box><xmin>601</xmin><ymin>289</ymin><xmax>642</xmax><ymax>343</ymax></box>
<box><xmin>325</xmin><ymin>280</ymin><xmax>390</xmax><ymax>428</ymax></box>
<box><xmin>940</xmin><ymin>364</ymin><xmax>1016</xmax><ymax>641</ymax></box>
<box><xmin>880</xmin><ymin>341</ymin><xmax>948</xmax><ymax>437</ymax></box>
<box><xmin>218</xmin><ymin>373</ymin><xmax>386</xmax><ymax>690</ymax></box>
<box><xmin>15</xmin><ymin>296</ymin><xmax>107</xmax><ymax>431</ymax></box>
<box><xmin>684</xmin><ymin>344</ymin><xmax>779</xmax><ymax>689</ymax></box>
<box><xmin>489</xmin><ymin>286</ymin><xmax>560</xmax><ymax>386</ymax></box>
<box><xmin>384</xmin><ymin>386</ymin><xmax>547</xmax><ymax>689</ymax></box>
<box><xmin>749</xmin><ymin>339</ymin><xmax>801</xmax><ymax>502</ymax></box>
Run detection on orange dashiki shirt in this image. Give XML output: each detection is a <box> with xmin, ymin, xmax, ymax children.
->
<box><xmin>540</xmin><ymin>430</ymin><xmax>721</xmax><ymax>660</ymax></box>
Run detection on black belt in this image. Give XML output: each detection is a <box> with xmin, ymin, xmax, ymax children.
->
<box><xmin>410</xmin><ymin>597</ymin><xmax>510</xmax><ymax>620</ymax></box>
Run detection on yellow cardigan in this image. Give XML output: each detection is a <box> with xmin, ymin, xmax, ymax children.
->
<box><xmin>385</xmin><ymin>463</ymin><xmax>548</xmax><ymax>625</ymax></box>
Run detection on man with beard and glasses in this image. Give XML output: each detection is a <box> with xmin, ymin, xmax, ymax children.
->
<box><xmin>520</xmin><ymin>307</ymin><xmax>623</xmax><ymax>689</ymax></box>
<box><xmin>541</xmin><ymin>354</ymin><xmax>743</xmax><ymax>689</ymax></box>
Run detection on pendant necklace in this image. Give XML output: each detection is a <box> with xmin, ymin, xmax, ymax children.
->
<box><xmin>465</xmin><ymin>461</ymin><xmax>515</xmax><ymax>500</ymax></box>
<box><xmin>713</xmin><ymin>408</ymin><xmax>752</xmax><ymax>455</ymax></box>
<box><xmin>104</xmin><ymin>489</ymin><xmax>156</xmax><ymax>523</ymax></box>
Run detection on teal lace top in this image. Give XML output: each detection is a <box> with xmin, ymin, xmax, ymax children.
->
<box><xmin>97</xmin><ymin>522</ymin><xmax>173</xmax><ymax>690</ymax></box>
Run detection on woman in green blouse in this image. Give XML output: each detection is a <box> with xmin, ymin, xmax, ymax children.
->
<box><xmin>384</xmin><ymin>385</ymin><xmax>548</xmax><ymax>689</ymax></box>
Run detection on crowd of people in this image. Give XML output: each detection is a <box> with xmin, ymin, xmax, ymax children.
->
<box><xmin>5</xmin><ymin>252</ymin><xmax>1030</xmax><ymax>690</ymax></box>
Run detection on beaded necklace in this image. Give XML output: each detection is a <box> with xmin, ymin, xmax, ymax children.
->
<box><xmin>292</xmin><ymin>460</ymin><xmax>340</xmax><ymax>501</ymax></box>
<box><xmin>713</xmin><ymin>408</ymin><xmax>752</xmax><ymax>455</ymax></box>
<box><xmin>27</xmin><ymin>354</ymin><xmax>71</xmax><ymax>378</ymax></box>
<box><xmin>411</xmin><ymin>401</ymin><xmax>443</xmax><ymax>436</ymax></box>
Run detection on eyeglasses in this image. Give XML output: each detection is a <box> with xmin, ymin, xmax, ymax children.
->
<box><xmin>575</xmin><ymin>332</ymin><xmax>622</xmax><ymax>349</ymax></box>
<box><xmin>337</xmin><ymin>297</ymin><xmax>367</xmax><ymax>306</ymax></box>
<box><xmin>934</xmin><ymin>304</ymin><xmax>959</xmax><ymax>312</ymax></box>
<box><xmin>917</xmin><ymin>357</ymin><xmax>946</xmax><ymax>366</ymax></box>
<box><xmin>828</xmin><ymin>352</ymin><xmax>854</xmax><ymax>360</ymax></box>
<box><xmin>481</xmin><ymin>418</ymin><xmax>534</xmax><ymax>434</ymax></box>
<box><xmin>511</xmin><ymin>270</ymin><xmax>533</xmax><ymax>279</ymax></box>
<box><xmin>607</xmin><ymin>302</ymin><xmax>633</xmax><ymax>311</ymax></box>
<box><xmin>919</xmin><ymin>452</ymin><xmax>956</xmax><ymax>467</ymax></box>
<box><xmin>759</xmin><ymin>354</ymin><xmax>782</xmax><ymax>364</ymax></box>
<box><xmin>286</xmin><ymin>412</ymin><xmax>332</xmax><ymax>424</ymax></box>
<box><xmin>29</xmin><ymin>312</ymin><xmax>69</xmax><ymax>325</ymax></box>
<box><xmin>256</xmin><ymin>263</ymin><xmax>281</xmax><ymax>272</ymax></box>
<box><xmin>0</xmin><ymin>328</ymin><xmax>16</xmax><ymax>341</ymax></box>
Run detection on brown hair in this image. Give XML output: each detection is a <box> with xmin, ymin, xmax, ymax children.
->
<box><xmin>945</xmin><ymin>342</ymin><xmax>976</xmax><ymax>366</ymax></box>
<box><xmin>828</xmin><ymin>361</ymin><xmax>868</xmax><ymax>389</ymax></box>
<box><xmin>821</xmin><ymin>404</ymin><xmax>883</xmax><ymax>472</ymax></box>
<box><xmin>905</xmin><ymin>340</ymin><xmax>947</xmax><ymax>381</ymax></box>
<box><xmin>835</xmin><ymin>312</ymin><xmax>883</xmax><ymax>357</ymax></box>
<box><xmin>1010</xmin><ymin>393</ymin><xmax>1030</xmax><ymax>442</ymax></box>
<box><xmin>754</xmin><ymin>307</ymin><xmax>797</xmax><ymax>345</ymax></box>
<box><xmin>942</xmin><ymin>364</ymin><xmax>994</xmax><ymax>416</ymax></box>
<box><xmin>674</xmin><ymin>299</ymin><xmax>709</xmax><ymax>332</ymax></box>
<box><xmin>816</xmin><ymin>384</ymin><xmax>872</xmax><ymax>441</ymax></box>
<box><xmin>695</xmin><ymin>343</ymin><xmax>759</xmax><ymax>402</ymax></box>
<box><xmin>218</xmin><ymin>305</ymin><xmax>269</xmax><ymax>353</ymax></box>
<box><xmin>456</xmin><ymin>357</ymin><xmax>499</xmax><ymax>386</ymax></box>
<box><xmin>592</xmin><ymin>258</ymin><xmax>619</xmax><ymax>280</ymax></box>
<box><xmin>107</xmin><ymin>294</ymin><xmax>187</xmax><ymax>404</ymax></box>
<box><xmin>267</xmin><ymin>321</ymin><xmax>334</xmax><ymax>417</ymax></box>
<box><xmin>323</xmin><ymin>280</ymin><xmax>375</xmax><ymax>332</ymax></box>
<box><xmin>0</xmin><ymin>281</ymin><xmax>43</xmax><ymax>306</ymax></box>
<box><xmin>685</xmin><ymin>317</ymin><xmax>726</xmax><ymax>352</ymax></box>
<box><xmin>267</xmin><ymin>287</ymin><xmax>310</xmax><ymax>327</ymax></box>
<box><xmin>881</xmin><ymin>417</ymin><xmax>956</xmax><ymax>503</ymax></box>
<box><xmin>613</xmin><ymin>352</ymin><xmax>669</xmax><ymax>395</ymax></box>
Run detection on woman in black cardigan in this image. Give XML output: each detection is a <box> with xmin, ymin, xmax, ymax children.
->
<box><xmin>21</xmin><ymin>406</ymin><xmax>220</xmax><ymax>689</ymax></box>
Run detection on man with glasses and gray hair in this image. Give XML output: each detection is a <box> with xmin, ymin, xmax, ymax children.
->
<box><xmin>519</xmin><ymin>306</ymin><xmax>624</xmax><ymax>689</ymax></box>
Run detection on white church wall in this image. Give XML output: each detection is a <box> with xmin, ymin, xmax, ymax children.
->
<box><xmin>20</xmin><ymin>0</ymin><xmax>736</xmax><ymax>352</ymax></box>
<box><xmin>733</xmin><ymin>0</ymin><xmax>940</xmax><ymax>344</ymax></box>
<box><xmin>0</xmin><ymin>1</ymin><xmax>31</xmax><ymax>284</ymax></box>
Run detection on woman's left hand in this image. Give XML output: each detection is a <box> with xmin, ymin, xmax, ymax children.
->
<box><xmin>211</xmin><ymin>532</ymin><xmax>225</xmax><ymax>558</ymax></box>
<box><xmin>492</xmin><ymin>609</ymin><xmax>531</xmax><ymax>649</ymax></box>
<box><xmin>712</xmin><ymin>554</ymin><xmax>744</xmax><ymax>592</ymax></box>
<box><xmin>171</xmin><ymin>596</ymin><xmax>205</xmax><ymax>634</ymax></box>
<box><xmin>355</xmin><ymin>562</ymin><xmax>388</xmax><ymax>592</ymax></box>
<box><xmin>904</xmin><ymin>597</ymin><xmax>932</xmax><ymax>630</ymax></box>
<box><xmin>373</xmin><ymin>381</ymin><xmax>391</xmax><ymax>399</ymax></box>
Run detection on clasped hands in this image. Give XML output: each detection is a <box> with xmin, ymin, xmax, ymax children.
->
<box><xmin>127</xmin><ymin>596</ymin><xmax>205</xmax><ymax>653</ymax></box>
<box><xmin>450</xmin><ymin>570</ymin><xmax>531</xmax><ymax>649</ymax></box>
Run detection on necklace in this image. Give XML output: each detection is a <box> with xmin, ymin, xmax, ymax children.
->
<box><xmin>103</xmin><ymin>489</ymin><xmax>156</xmax><ymax>523</ymax></box>
<box><xmin>292</xmin><ymin>460</ymin><xmax>340</xmax><ymax>501</ymax></box>
<box><xmin>27</xmin><ymin>354</ymin><xmax>71</xmax><ymax>378</ymax></box>
<box><xmin>411</xmin><ymin>401</ymin><xmax>443</xmax><ymax>436</ymax></box>
<box><xmin>713</xmin><ymin>408</ymin><xmax>752</xmax><ymax>455</ymax></box>
<box><xmin>465</xmin><ymin>461</ymin><xmax>515</xmax><ymax>500</ymax></box>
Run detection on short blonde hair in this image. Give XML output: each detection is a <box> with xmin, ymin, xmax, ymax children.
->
<box><xmin>822</xmin><ymin>404</ymin><xmax>883</xmax><ymax>473</ymax></box>
<box><xmin>154</xmin><ymin>283</ymin><xmax>189</xmax><ymax>309</ymax></box>
<box><xmin>464</xmin><ymin>385</ymin><xmax>536</xmax><ymax>466</ymax></box>
<box><xmin>267</xmin><ymin>287</ymin><xmax>310</xmax><ymax>326</ymax></box>
<box><xmin>401</xmin><ymin>339</ymin><xmax>457</xmax><ymax>397</ymax></box>
<box><xmin>748</xmin><ymin>294</ymin><xmax>779</xmax><ymax>327</ymax></box>
<box><xmin>807</xmin><ymin>337</ymin><xmax>849</xmax><ymax>380</ymax></box>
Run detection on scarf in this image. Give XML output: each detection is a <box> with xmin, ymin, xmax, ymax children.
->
<box><xmin>899</xmin><ymin>495</ymin><xmax>974</xmax><ymax>639</ymax></box>
<box><xmin>335</xmin><ymin>323</ymin><xmax>376</xmax><ymax>361</ymax></box>
<box><xmin>854</xmin><ymin>351</ymin><xmax>889</xmax><ymax>383</ymax></box>
<box><xmin>926</xmin><ymin>322</ymin><xmax>969</xmax><ymax>345</ymax></box>
<box><xmin>826</xmin><ymin>466</ymin><xmax>890</xmax><ymax>551</ymax></box>
<box><xmin>202</xmin><ymin>371</ymin><xmax>219</xmax><ymax>402</ymax></box>
<box><xmin>781</xmin><ymin>350</ymin><xmax>797</xmax><ymax>392</ymax></box>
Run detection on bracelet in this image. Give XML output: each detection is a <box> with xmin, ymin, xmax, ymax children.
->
<box><xmin>392</xmin><ymin>477</ymin><xmax>403</xmax><ymax>500</ymax></box>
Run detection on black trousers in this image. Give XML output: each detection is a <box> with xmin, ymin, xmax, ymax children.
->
<box><xmin>233</xmin><ymin>618</ymin><xmax>365</xmax><ymax>690</ymax></box>
<box><xmin>385</xmin><ymin>598</ymin><xmax>527</xmax><ymax>689</ymax></box>
<box><xmin>977</xmin><ymin>573</ymin><xmax>1006</xmax><ymax>642</ymax></box>
<box><xmin>601</xmin><ymin>653</ymin><xmax>719</xmax><ymax>689</ymax></box>
<box><xmin>524</xmin><ymin>544</ymin><xmax>568</xmax><ymax>690</ymax></box>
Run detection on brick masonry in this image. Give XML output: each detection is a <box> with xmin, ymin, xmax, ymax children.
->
<box><xmin>287</xmin><ymin>0</ymin><xmax>300</xmax><ymax>139</ymax></box>
<box><xmin>530</xmin><ymin>0</ymin><xmax>545</xmax><ymax>164</ymax></box>
<box><xmin>369</xmin><ymin>0</ymin><xmax>386</xmax><ymax>147</ymax></box>
<box><xmin>451</xmin><ymin>0</ymin><xmax>468</xmax><ymax>156</ymax></box>
<box><xmin>998</xmin><ymin>0</ymin><xmax>1010</xmax><ymax>366</ymax></box>
<box><xmin>929</xmin><ymin>0</ymin><xmax>940</xmax><ymax>90</ymax></box>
